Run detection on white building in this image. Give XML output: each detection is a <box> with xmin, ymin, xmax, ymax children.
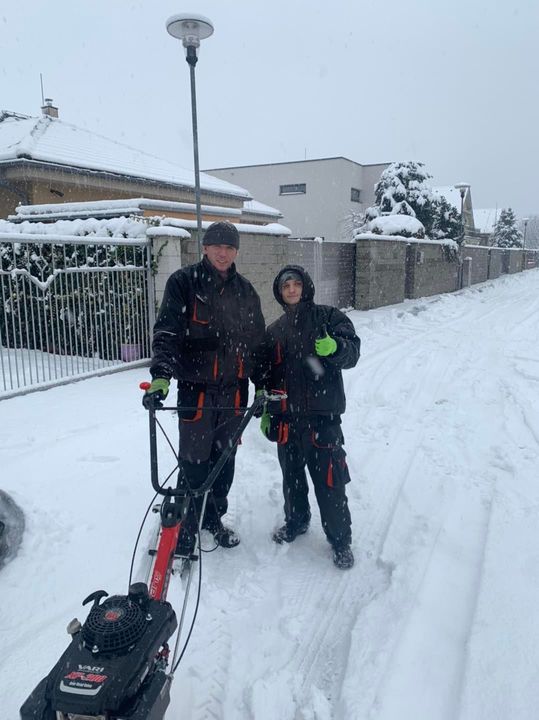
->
<box><xmin>205</xmin><ymin>157</ymin><xmax>389</xmax><ymax>242</ymax></box>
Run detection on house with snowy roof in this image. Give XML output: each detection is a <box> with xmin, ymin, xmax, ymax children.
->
<box><xmin>432</xmin><ymin>185</ymin><xmax>496</xmax><ymax>245</ymax></box>
<box><xmin>432</xmin><ymin>186</ymin><xmax>474</xmax><ymax>227</ymax></box>
<box><xmin>0</xmin><ymin>101</ymin><xmax>277</xmax><ymax>225</ymax></box>
<box><xmin>473</xmin><ymin>208</ymin><xmax>500</xmax><ymax>245</ymax></box>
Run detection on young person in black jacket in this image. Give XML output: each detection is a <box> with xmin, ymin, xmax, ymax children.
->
<box><xmin>143</xmin><ymin>222</ymin><xmax>265</xmax><ymax>554</ymax></box>
<box><xmin>254</xmin><ymin>265</ymin><xmax>360</xmax><ymax>569</ymax></box>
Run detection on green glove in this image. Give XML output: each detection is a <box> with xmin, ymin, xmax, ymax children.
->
<box><xmin>315</xmin><ymin>333</ymin><xmax>337</xmax><ymax>357</ymax></box>
<box><xmin>260</xmin><ymin>411</ymin><xmax>271</xmax><ymax>438</ymax></box>
<box><xmin>254</xmin><ymin>389</ymin><xmax>266</xmax><ymax>418</ymax></box>
<box><xmin>142</xmin><ymin>378</ymin><xmax>170</xmax><ymax>408</ymax></box>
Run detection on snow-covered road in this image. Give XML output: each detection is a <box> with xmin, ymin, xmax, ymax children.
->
<box><xmin>1</xmin><ymin>270</ymin><xmax>539</xmax><ymax>720</ymax></box>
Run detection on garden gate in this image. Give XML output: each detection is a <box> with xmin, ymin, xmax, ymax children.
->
<box><xmin>0</xmin><ymin>233</ymin><xmax>153</xmax><ymax>399</ymax></box>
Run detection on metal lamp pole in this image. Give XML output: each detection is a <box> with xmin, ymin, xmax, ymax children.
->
<box><xmin>454</xmin><ymin>182</ymin><xmax>470</xmax><ymax>244</ymax></box>
<box><xmin>166</xmin><ymin>13</ymin><xmax>214</xmax><ymax>260</ymax></box>
<box><xmin>522</xmin><ymin>217</ymin><xmax>529</xmax><ymax>270</ymax></box>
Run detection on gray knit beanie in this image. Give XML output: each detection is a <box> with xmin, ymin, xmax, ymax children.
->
<box><xmin>278</xmin><ymin>270</ymin><xmax>303</xmax><ymax>289</ymax></box>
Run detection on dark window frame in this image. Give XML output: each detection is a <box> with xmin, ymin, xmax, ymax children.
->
<box><xmin>279</xmin><ymin>183</ymin><xmax>307</xmax><ymax>195</ymax></box>
<box><xmin>351</xmin><ymin>187</ymin><xmax>361</xmax><ymax>203</ymax></box>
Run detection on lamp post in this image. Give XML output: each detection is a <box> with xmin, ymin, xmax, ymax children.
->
<box><xmin>454</xmin><ymin>182</ymin><xmax>471</xmax><ymax>244</ymax></box>
<box><xmin>166</xmin><ymin>13</ymin><xmax>214</xmax><ymax>259</ymax></box>
<box><xmin>522</xmin><ymin>217</ymin><xmax>529</xmax><ymax>270</ymax></box>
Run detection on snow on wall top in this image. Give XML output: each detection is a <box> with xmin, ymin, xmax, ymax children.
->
<box><xmin>242</xmin><ymin>199</ymin><xmax>282</xmax><ymax>217</ymax></box>
<box><xmin>0</xmin><ymin>112</ymin><xmax>250</xmax><ymax>200</ymax></box>
<box><xmin>0</xmin><ymin>215</ymin><xmax>154</xmax><ymax>239</ymax></box>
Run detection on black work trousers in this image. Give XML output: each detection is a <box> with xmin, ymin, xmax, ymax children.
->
<box><xmin>277</xmin><ymin>418</ymin><xmax>352</xmax><ymax>549</ymax></box>
<box><xmin>176</xmin><ymin>381</ymin><xmax>247</xmax><ymax>536</ymax></box>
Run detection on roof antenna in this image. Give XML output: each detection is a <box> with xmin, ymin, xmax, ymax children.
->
<box><xmin>40</xmin><ymin>73</ymin><xmax>45</xmax><ymax>106</ymax></box>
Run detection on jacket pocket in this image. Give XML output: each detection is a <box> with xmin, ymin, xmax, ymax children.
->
<box><xmin>177</xmin><ymin>382</ymin><xmax>206</xmax><ymax>422</ymax></box>
<box><xmin>310</xmin><ymin>422</ymin><xmax>351</xmax><ymax>487</ymax></box>
<box><xmin>326</xmin><ymin>446</ymin><xmax>351</xmax><ymax>487</ymax></box>
<box><xmin>191</xmin><ymin>294</ymin><xmax>210</xmax><ymax>325</ymax></box>
<box><xmin>234</xmin><ymin>379</ymin><xmax>249</xmax><ymax>415</ymax></box>
<box><xmin>310</xmin><ymin>421</ymin><xmax>344</xmax><ymax>449</ymax></box>
<box><xmin>267</xmin><ymin>416</ymin><xmax>290</xmax><ymax>445</ymax></box>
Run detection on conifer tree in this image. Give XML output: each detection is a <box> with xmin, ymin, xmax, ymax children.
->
<box><xmin>431</xmin><ymin>195</ymin><xmax>462</xmax><ymax>241</ymax></box>
<box><xmin>493</xmin><ymin>208</ymin><xmax>523</xmax><ymax>248</ymax></box>
<box><xmin>374</xmin><ymin>161</ymin><xmax>436</xmax><ymax>235</ymax></box>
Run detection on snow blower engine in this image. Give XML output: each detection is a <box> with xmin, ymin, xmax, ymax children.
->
<box><xmin>20</xmin><ymin>582</ymin><xmax>177</xmax><ymax>720</ymax></box>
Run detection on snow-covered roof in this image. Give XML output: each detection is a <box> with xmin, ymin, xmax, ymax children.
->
<box><xmin>473</xmin><ymin>208</ymin><xmax>500</xmax><ymax>234</ymax></box>
<box><xmin>242</xmin><ymin>199</ymin><xmax>282</xmax><ymax>218</ymax></box>
<box><xmin>10</xmin><ymin>197</ymin><xmax>242</xmax><ymax>222</ymax></box>
<box><xmin>0</xmin><ymin>111</ymin><xmax>250</xmax><ymax>200</ymax></box>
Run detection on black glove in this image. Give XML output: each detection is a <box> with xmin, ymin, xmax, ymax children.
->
<box><xmin>142</xmin><ymin>378</ymin><xmax>170</xmax><ymax>409</ymax></box>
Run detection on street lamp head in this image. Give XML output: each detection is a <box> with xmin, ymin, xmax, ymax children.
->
<box><xmin>166</xmin><ymin>13</ymin><xmax>214</xmax><ymax>49</ymax></box>
<box><xmin>454</xmin><ymin>182</ymin><xmax>471</xmax><ymax>198</ymax></box>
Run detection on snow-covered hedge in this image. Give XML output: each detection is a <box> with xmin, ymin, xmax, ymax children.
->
<box><xmin>368</xmin><ymin>214</ymin><xmax>425</xmax><ymax>239</ymax></box>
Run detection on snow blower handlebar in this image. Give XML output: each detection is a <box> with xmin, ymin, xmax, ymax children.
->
<box><xmin>140</xmin><ymin>386</ymin><xmax>285</xmax><ymax>497</ymax></box>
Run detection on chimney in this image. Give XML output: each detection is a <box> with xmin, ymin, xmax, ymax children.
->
<box><xmin>41</xmin><ymin>98</ymin><xmax>58</xmax><ymax>119</ymax></box>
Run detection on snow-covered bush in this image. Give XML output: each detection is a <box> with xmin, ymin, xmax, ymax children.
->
<box><xmin>369</xmin><ymin>214</ymin><xmax>425</xmax><ymax>239</ymax></box>
<box><xmin>372</xmin><ymin>161</ymin><xmax>462</xmax><ymax>242</ymax></box>
<box><xmin>374</xmin><ymin>161</ymin><xmax>436</xmax><ymax>235</ymax></box>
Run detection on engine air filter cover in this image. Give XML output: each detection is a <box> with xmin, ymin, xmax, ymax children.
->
<box><xmin>82</xmin><ymin>595</ymin><xmax>146</xmax><ymax>654</ymax></box>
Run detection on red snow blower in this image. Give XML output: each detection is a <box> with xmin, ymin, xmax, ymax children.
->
<box><xmin>20</xmin><ymin>387</ymin><xmax>274</xmax><ymax>720</ymax></box>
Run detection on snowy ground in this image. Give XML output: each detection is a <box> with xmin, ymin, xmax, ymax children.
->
<box><xmin>1</xmin><ymin>270</ymin><xmax>539</xmax><ymax>720</ymax></box>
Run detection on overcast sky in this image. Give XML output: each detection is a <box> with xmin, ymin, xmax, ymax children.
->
<box><xmin>2</xmin><ymin>0</ymin><xmax>537</xmax><ymax>216</ymax></box>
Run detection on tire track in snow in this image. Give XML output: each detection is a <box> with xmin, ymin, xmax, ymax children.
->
<box><xmin>254</xmin><ymin>338</ymin><xmax>459</xmax><ymax>716</ymax></box>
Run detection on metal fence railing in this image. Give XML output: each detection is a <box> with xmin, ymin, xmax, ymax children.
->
<box><xmin>0</xmin><ymin>233</ymin><xmax>154</xmax><ymax>399</ymax></box>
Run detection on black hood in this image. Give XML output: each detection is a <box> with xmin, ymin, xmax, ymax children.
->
<box><xmin>273</xmin><ymin>265</ymin><xmax>315</xmax><ymax>307</ymax></box>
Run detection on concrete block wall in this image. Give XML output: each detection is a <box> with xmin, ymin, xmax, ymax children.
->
<box><xmin>405</xmin><ymin>241</ymin><xmax>459</xmax><ymax>300</ymax></box>
<box><xmin>235</xmin><ymin>233</ymin><xmax>288</xmax><ymax>323</ymax></box>
<box><xmin>152</xmin><ymin>230</ymin><xmax>538</xmax><ymax>327</ymax></box>
<box><xmin>488</xmin><ymin>248</ymin><xmax>504</xmax><ymax>278</ymax></box>
<box><xmin>355</xmin><ymin>238</ymin><xmax>407</xmax><ymax>310</ymax></box>
<box><xmin>524</xmin><ymin>250</ymin><xmax>539</xmax><ymax>269</ymax></box>
<box><xmin>150</xmin><ymin>229</ymin><xmax>289</xmax><ymax>324</ymax></box>
<box><xmin>287</xmin><ymin>240</ymin><xmax>355</xmax><ymax>308</ymax></box>
<box><xmin>461</xmin><ymin>245</ymin><xmax>490</xmax><ymax>284</ymax></box>
<box><xmin>503</xmin><ymin>248</ymin><xmax>524</xmax><ymax>274</ymax></box>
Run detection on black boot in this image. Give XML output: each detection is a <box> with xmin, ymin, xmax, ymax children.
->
<box><xmin>332</xmin><ymin>545</ymin><xmax>354</xmax><ymax>569</ymax></box>
<box><xmin>272</xmin><ymin>520</ymin><xmax>309</xmax><ymax>544</ymax></box>
<box><xmin>203</xmin><ymin>518</ymin><xmax>240</xmax><ymax>549</ymax></box>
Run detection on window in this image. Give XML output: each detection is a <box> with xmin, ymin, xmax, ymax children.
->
<box><xmin>351</xmin><ymin>187</ymin><xmax>361</xmax><ymax>203</ymax></box>
<box><xmin>279</xmin><ymin>183</ymin><xmax>306</xmax><ymax>195</ymax></box>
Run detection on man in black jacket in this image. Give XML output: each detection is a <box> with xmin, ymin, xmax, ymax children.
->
<box><xmin>143</xmin><ymin>222</ymin><xmax>265</xmax><ymax>554</ymax></box>
<box><xmin>254</xmin><ymin>265</ymin><xmax>360</xmax><ymax>569</ymax></box>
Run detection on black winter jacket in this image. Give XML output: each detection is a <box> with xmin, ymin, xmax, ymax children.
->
<box><xmin>150</xmin><ymin>256</ymin><xmax>265</xmax><ymax>387</ymax></box>
<box><xmin>253</xmin><ymin>265</ymin><xmax>360</xmax><ymax>417</ymax></box>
